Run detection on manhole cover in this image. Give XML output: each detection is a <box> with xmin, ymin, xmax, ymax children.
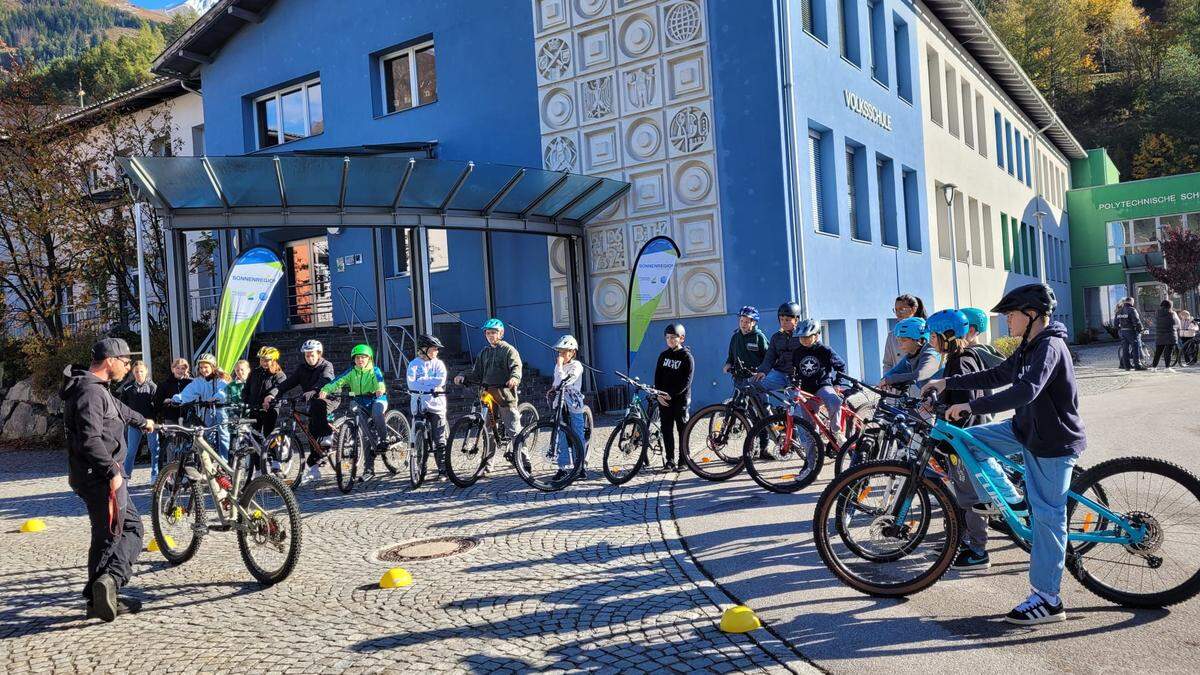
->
<box><xmin>378</xmin><ymin>537</ymin><xmax>480</xmax><ymax>562</ymax></box>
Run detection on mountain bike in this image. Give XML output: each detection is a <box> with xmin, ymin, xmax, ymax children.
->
<box><xmin>1169</xmin><ymin>335</ymin><xmax>1197</xmax><ymax>367</ymax></box>
<box><xmin>507</xmin><ymin>372</ymin><xmax>587</xmax><ymax>491</ymax></box>
<box><xmin>444</xmin><ymin>381</ymin><xmax>539</xmax><ymax>488</ymax></box>
<box><xmin>407</xmin><ymin>390</ymin><xmax>446</xmax><ymax>489</ymax></box>
<box><xmin>329</xmin><ymin>395</ymin><xmax>412</xmax><ymax>493</ymax></box>
<box><xmin>681</xmin><ymin>363</ymin><xmax>774</xmax><ymax>482</ymax></box>
<box><xmin>602</xmin><ymin>372</ymin><xmax>668</xmax><ymax>485</ymax></box>
<box><xmin>813</xmin><ymin>393</ymin><xmax>1200</xmax><ymax>607</ymax></box>
<box><xmin>151</xmin><ymin>404</ymin><xmax>302</xmax><ymax>585</ymax></box>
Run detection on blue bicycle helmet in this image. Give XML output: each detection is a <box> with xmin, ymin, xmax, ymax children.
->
<box><xmin>795</xmin><ymin>318</ymin><xmax>820</xmax><ymax>337</ymax></box>
<box><xmin>893</xmin><ymin>317</ymin><xmax>928</xmax><ymax>340</ymax></box>
<box><xmin>960</xmin><ymin>307</ymin><xmax>989</xmax><ymax>334</ymax></box>
<box><xmin>737</xmin><ymin>305</ymin><xmax>760</xmax><ymax>321</ymax></box>
<box><xmin>927</xmin><ymin>309</ymin><xmax>970</xmax><ymax>339</ymax></box>
<box><xmin>482</xmin><ymin>318</ymin><xmax>504</xmax><ymax>331</ymax></box>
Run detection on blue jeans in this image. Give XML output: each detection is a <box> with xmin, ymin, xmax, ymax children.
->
<box><xmin>557</xmin><ymin>411</ymin><xmax>586</xmax><ymax>469</ymax></box>
<box><xmin>756</xmin><ymin>369</ymin><xmax>791</xmax><ymax>410</ymax></box>
<box><xmin>964</xmin><ymin>419</ymin><xmax>1077</xmax><ymax>596</ymax></box>
<box><xmin>755</xmin><ymin>370</ymin><xmax>841</xmax><ymax>425</ymax></box>
<box><xmin>1119</xmin><ymin>330</ymin><xmax>1142</xmax><ymax>369</ymax></box>
<box><xmin>123</xmin><ymin>427</ymin><xmax>159</xmax><ymax>479</ymax></box>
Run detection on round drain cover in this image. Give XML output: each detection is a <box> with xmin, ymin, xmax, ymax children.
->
<box><xmin>378</xmin><ymin>536</ymin><xmax>480</xmax><ymax>562</ymax></box>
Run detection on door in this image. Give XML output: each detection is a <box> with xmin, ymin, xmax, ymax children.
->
<box><xmin>285</xmin><ymin>236</ymin><xmax>333</xmax><ymax>326</ymax></box>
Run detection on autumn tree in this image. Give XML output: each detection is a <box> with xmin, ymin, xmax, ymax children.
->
<box><xmin>1131</xmin><ymin>132</ymin><xmax>1200</xmax><ymax>179</ymax></box>
<box><xmin>1149</xmin><ymin>226</ymin><xmax>1200</xmax><ymax>311</ymax></box>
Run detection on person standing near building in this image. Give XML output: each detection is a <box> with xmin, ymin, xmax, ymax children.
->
<box><xmin>118</xmin><ymin>360</ymin><xmax>158</xmax><ymax>484</ymax></box>
<box><xmin>654</xmin><ymin>324</ymin><xmax>694</xmax><ymax>472</ymax></box>
<box><xmin>153</xmin><ymin>358</ymin><xmax>191</xmax><ymax>424</ymax></box>
<box><xmin>722</xmin><ymin>305</ymin><xmax>768</xmax><ymax>379</ymax></box>
<box><xmin>408</xmin><ymin>335</ymin><xmax>449</xmax><ymax>479</ymax></box>
<box><xmin>454</xmin><ymin>319</ymin><xmax>523</xmax><ymax>473</ymax></box>
<box><xmin>883</xmin><ymin>294</ymin><xmax>928</xmax><ymax>372</ymax></box>
<box><xmin>1150</xmin><ymin>299</ymin><xmax>1181</xmax><ymax>372</ymax></box>
<box><xmin>63</xmin><ymin>337</ymin><xmax>155</xmax><ymax>622</ymax></box>
<box><xmin>264</xmin><ymin>340</ymin><xmax>336</xmax><ymax>479</ymax></box>
<box><xmin>1114</xmin><ymin>297</ymin><xmax>1146</xmax><ymax>371</ymax></box>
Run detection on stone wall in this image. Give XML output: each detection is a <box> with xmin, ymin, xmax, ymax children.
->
<box><xmin>0</xmin><ymin>379</ymin><xmax>62</xmax><ymax>442</ymax></box>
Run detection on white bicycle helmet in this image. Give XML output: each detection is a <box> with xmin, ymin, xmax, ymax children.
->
<box><xmin>301</xmin><ymin>339</ymin><xmax>323</xmax><ymax>353</ymax></box>
<box><xmin>554</xmin><ymin>335</ymin><xmax>579</xmax><ymax>350</ymax></box>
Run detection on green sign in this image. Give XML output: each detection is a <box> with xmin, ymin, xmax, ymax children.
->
<box><xmin>1087</xmin><ymin>173</ymin><xmax>1200</xmax><ymax>221</ymax></box>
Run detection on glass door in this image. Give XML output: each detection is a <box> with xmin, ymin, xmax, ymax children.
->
<box><xmin>285</xmin><ymin>236</ymin><xmax>333</xmax><ymax>326</ymax></box>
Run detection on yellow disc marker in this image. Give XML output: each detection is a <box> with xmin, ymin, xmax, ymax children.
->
<box><xmin>146</xmin><ymin>535</ymin><xmax>175</xmax><ymax>552</ymax></box>
<box><xmin>720</xmin><ymin>605</ymin><xmax>762</xmax><ymax>634</ymax></box>
<box><xmin>20</xmin><ymin>518</ymin><xmax>47</xmax><ymax>533</ymax></box>
<box><xmin>379</xmin><ymin>567</ymin><xmax>413</xmax><ymax>589</ymax></box>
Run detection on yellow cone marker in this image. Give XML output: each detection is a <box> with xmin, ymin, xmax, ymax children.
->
<box><xmin>147</xmin><ymin>535</ymin><xmax>175</xmax><ymax>552</ymax></box>
<box><xmin>20</xmin><ymin>518</ymin><xmax>46</xmax><ymax>533</ymax></box>
<box><xmin>379</xmin><ymin>567</ymin><xmax>413</xmax><ymax>589</ymax></box>
<box><xmin>720</xmin><ymin>605</ymin><xmax>762</xmax><ymax>633</ymax></box>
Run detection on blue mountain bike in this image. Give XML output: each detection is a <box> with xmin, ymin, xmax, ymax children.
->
<box><xmin>813</xmin><ymin>394</ymin><xmax>1200</xmax><ymax>608</ymax></box>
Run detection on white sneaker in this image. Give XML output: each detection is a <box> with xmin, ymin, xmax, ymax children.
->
<box><xmin>1166</xmin><ymin>367</ymin><xmax>1177</xmax><ymax>373</ymax></box>
<box><xmin>308</xmin><ymin>465</ymin><xmax>321</xmax><ymax>481</ymax></box>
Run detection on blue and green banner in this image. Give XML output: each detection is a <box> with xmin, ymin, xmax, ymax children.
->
<box><xmin>626</xmin><ymin>236</ymin><xmax>681</xmax><ymax>370</ymax></box>
<box><xmin>216</xmin><ymin>247</ymin><xmax>284</xmax><ymax>374</ymax></box>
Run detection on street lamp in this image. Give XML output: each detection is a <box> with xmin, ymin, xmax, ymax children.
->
<box><xmin>1034</xmin><ymin>209</ymin><xmax>1048</xmax><ymax>283</ymax></box>
<box><xmin>942</xmin><ymin>183</ymin><xmax>960</xmax><ymax>308</ymax></box>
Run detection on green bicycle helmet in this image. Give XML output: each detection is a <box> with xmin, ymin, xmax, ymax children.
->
<box><xmin>351</xmin><ymin>344</ymin><xmax>374</xmax><ymax>359</ymax></box>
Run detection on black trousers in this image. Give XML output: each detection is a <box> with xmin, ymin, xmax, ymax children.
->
<box><xmin>1152</xmin><ymin>344</ymin><xmax>1175</xmax><ymax>367</ymax></box>
<box><xmin>659</xmin><ymin>399</ymin><xmax>690</xmax><ymax>464</ymax></box>
<box><xmin>71</xmin><ymin>477</ymin><xmax>143</xmax><ymax>600</ymax></box>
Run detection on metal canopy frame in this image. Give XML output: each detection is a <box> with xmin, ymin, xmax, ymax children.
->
<box><xmin>120</xmin><ymin>154</ymin><xmax>628</xmax><ymax>377</ymax></box>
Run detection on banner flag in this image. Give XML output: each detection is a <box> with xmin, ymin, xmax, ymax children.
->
<box><xmin>626</xmin><ymin>236</ymin><xmax>681</xmax><ymax>371</ymax></box>
<box><xmin>215</xmin><ymin>247</ymin><xmax>284</xmax><ymax>374</ymax></box>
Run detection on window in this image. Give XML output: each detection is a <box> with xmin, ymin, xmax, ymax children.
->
<box><xmin>382</xmin><ymin>41</ymin><xmax>437</xmax><ymax>114</ymax></box>
<box><xmin>1004</xmin><ymin>120</ymin><xmax>1014</xmax><ymax>176</ymax></box>
<box><xmin>1045</xmin><ymin>233</ymin><xmax>1055</xmax><ymax>281</ymax></box>
<box><xmin>1014</xmin><ymin>130</ymin><xmax>1023</xmax><ymax>183</ymax></box>
<box><xmin>953</xmin><ymin>191</ymin><xmax>967</xmax><ymax>262</ymax></box>
<box><xmin>945</xmin><ymin>66</ymin><xmax>959</xmax><ymax>137</ymax></box>
<box><xmin>902</xmin><ymin>168</ymin><xmax>921</xmax><ymax>251</ymax></box>
<box><xmin>981</xmin><ymin>203</ymin><xmax>995</xmax><ymax>268</ymax></box>
<box><xmin>809</xmin><ymin>129</ymin><xmax>836</xmax><ymax>234</ymax></box>
<box><xmin>877</xmin><ymin>155</ymin><xmax>898</xmax><ymax>247</ymax></box>
<box><xmin>847</xmin><ymin>144</ymin><xmax>870</xmax><ymax>241</ymax></box>
<box><xmin>893</xmin><ymin>16</ymin><xmax>912</xmax><ymax>102</ymax></box>
<box><xmin>840</xmin><ymin>0</ymin><xmax>861</xmax><ymax>65</ymax></box>
<box><xmin>254</xmin><ymin>79</ymin><xmax>323</xmax><ymax>149</ymax></box>
<box><xmin>1001</xmin><ymin>213</ymin><xmax>1011</xmax><ymax>270</ymax></box>
<box><xmin>858</xmin><ymin>319</ymin><xmax>881</xmax><ymax>381</ymax></box>
<box><xmin>868</xmin><ymin>0</ymin><xmax>888</xmax><ymax>84</ymax></box>
<box><xmin>994</xmin><ymin>111</ymin><xmax>1004</xmax><ymax>167</ymax></box>
<box><xmin>961</xmin><ymin>82</ymin><xmax>974</xmax><ymax>149</ymax></box>
<box><xmin>968</xmin><ymin>197</ymin><xmax>982</xmax><ymax>265</ymax></box>
<box><xmin>387</xmin><ymin>228</ymin><xmax>450</xmax><ymax>277</ymax></box>
<box><xmin>190</xmin><ymin>124</ymin><xmax>205</xmax><ymax>157</ymax></box>
<box><xmin>1023</xmin><ymin>137</ymin><xmax>1032</xmax><ymax>187</ymax></box>
<box><xmin>1106</xmin><ymin>218</ymin><xmax>1160</xmax><ymax>262</ymax></box>
<box><xmin>975</xmin><ymin>94</ymin><xmax>987</xmax><ymax>158</ymax></box>
<box><xmin>1011</xmin><ymin>218</ymin><xmax>1023</xmax><ymax>274</ymax></box>
<box><xmin>935</xmin><ymin>180</ymin><xmax>951</xmax><ymax>259</ymax></box>
<box><xmin>1083</xmin><ymin>284</ymin><xmax>1129</xmax><ymax>331</ymax></box>
<box><xmin>927</xmin><ymin>48</ymin><xmax>942</xmax><ymax>125</ymax></box>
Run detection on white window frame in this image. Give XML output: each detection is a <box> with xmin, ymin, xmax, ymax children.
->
<box><xmin>253</xmin><ymin>77</ymin><xmax>322</xmax><ymax>150</ymax></box>
<box><xmin>387</xmin><ymin>228</ymin><xmax>451</xmax><ymax>278</ymax></box>
<box><xmin>380</xmin><ymin>39</ymin><xmax>436</xmax><ymax>115</ymax></box>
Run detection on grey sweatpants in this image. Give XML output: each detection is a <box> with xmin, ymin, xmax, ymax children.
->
<box><xmin>947</xmin><ymin>450</ymin><xmax>989</xmax><ymax>555</ymax></box>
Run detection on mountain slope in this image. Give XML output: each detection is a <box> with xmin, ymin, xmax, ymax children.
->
<box><xmin>0</xmin><ymin>0</ymin><xmax>165</xmax><ymax>65</ymax></box>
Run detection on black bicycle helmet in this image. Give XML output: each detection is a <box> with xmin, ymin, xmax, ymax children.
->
<box><xmin>992</xmin><ymin>283</ymin><xmax>1057</xmax><ymax>316</ymax></box>
<box><xmin>418</xmin><ymin>334</ymin><xmax>444</xmax><ymax>350</ymax></box>
<box><xmin>664</xmin><ymin>323</ymin><xmax>686</xmax><ymax>337</ymax></box>
<box><xmin>777</xmin><ymin>301</ymin><xmax>802</xmax><ymax>318</ymax></box>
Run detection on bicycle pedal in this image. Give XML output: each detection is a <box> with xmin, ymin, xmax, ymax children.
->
<box><xmin>208</xmin><ymin>524</ymin><xmax>232</xmax><ymax>533</ymax></box>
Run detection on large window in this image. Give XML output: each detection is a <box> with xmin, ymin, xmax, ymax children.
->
<box><xmin>981</xmin><ymin>203</ymin><xmax>995</xmax><ymax>268</ymax></box>
<box><xmin>1001</xmin><ymin>213</ymin><xmax>1011</xmax><ymax>270</ymax></box>
<box><xmin>1023</xmin><ymin>137</ymin><xmax>1032</xmax><ymax>187</ymax></box>
<box><xmin>382</xmin><ymin>40</ymin><xmax>437</xmax><ymax>114</ymax></box>
<box><xmin>935</xmin><ymin>180</ymin><xmax>952</xmax><ymax>259</ymax></box>
<box><xmin>388</xmin><ymin>228</ymin><xmax>450</xmax><ymax>277</ymax></box>
<box><xmin>927</xmin><ymin>48</ymin><xmax>942</xmax><ymax>126</ymax></box>
<box><xmin>255</xmin><ymin>79</ymin><xmax>323</xmax><ymax>149</ymax></box>
<box><xmin>968</xmin><ymin>197</ymin><xmax>982</xmax><ymax>265</ymax></box>
<box><xmin>961</xmin><ymin>82</ymin><xmax>974</xmax><ymax>149</ymax></box>
<box><xmin>893</xmin><ymin>15</ymin><xmax>912</xmax><ymax>102</ymax></box>
<box><xmin>994</xmin><ymin>110</ymin><xmax>1003</xmax><ymax>167</ymax></box>
<box><xmin>809</xmin><ymin>129</ymin><xmax>835</xmax><ymax>234</ymax></box>
<box><xmin>902</xmin><ymin>167</ymin><xmax>921</xmax><ymax>251</ymax></box>
<box><xmin>868</xmin><ymin>0</ymin><xmax>888</xmax><ymax>84</ymax></box>
<box><xmin>975</xmin><ymin>93</ymin><xmax>987</xmax><ymax>158</ymax></box>
<box><xmin>878</xmin><ymin>155</ymin><xmax>898</xmax><ymax>247</ymax></box>
<box><xmin>1013</xmin><ymin>130</ymin><xmax>1023</xmax><ymax>183</ymax></box>
<box><xmin>953</xmin><ymin>191</ymin><xmax>967</xmax><ymax>262</ymax></box>
<box><xmin>840</xmin><ymin>0</ymin><xmax>861</xmax><ymax>66</ymax></box>
<box><xmin>847</xmin><ymin>144</ymin><xmax>871</xmax><ymax>241</ymax></box>
<box><xmin>1083</xmin><ymin>284</ymin><xmax>1129</xmax><ymax>331</ymax></box>
<box><xmin>1004</xmin><ymin>120</ymin><xmax>1014</xmax><ymax>176</ymax></box>
<box><xmin>945</xmin><ymin>66</ymin><xmax>959</xmax><ymax>137</ymax></box>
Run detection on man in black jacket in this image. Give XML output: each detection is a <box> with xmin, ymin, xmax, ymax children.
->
<box><xmin>63</xmin><ymin>338</ymin><xmax>155</xmax><ymax>622</ymax></box>
<box><xmin>1114</xmin><ymin>297</ymin><xmax>1147</xmax><ymax>371</ymax></box>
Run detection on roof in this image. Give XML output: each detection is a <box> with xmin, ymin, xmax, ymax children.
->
<box><xmin>152</xmin><ymin>0</ymin><xmax>276</xmax><ymax>79</ymax></box>
<box><xmin>921</xmin><ymin>0</ymin><xmax>1086</xmax><ymax>160</ymax></box>
<box><xmin>46</xmin><ymin>78</ymin><xmax>189</xmax><ymax>134</ymax></box>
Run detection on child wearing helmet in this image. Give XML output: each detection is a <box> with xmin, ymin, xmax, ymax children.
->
<box><xmin>171</xmin><ymin>352</ymin><xmax>231</xmax><ymax>459</ymax></box>
<box><xmin>454</xmin><ymin>318</ymin><xmax>523</xmax><ymax>473</ymax></box>
<box><xmin>879</xmin><ymin>317</ymin><xmax>940</xmax><ymax>396</ymax></box>
<box><xmin>265</xmin><ymin>340</ymin><xmax>336</xmax><ymax>481</ymax></box>
<box><xmin>786</xmin><ymin>318</ymin><xmax>851</xmax><ymax>447</ymax></box>
<box><xmin>321</xmin><ymin>344</ymin><xmax>389</xmax><ymax>479</ymax></box>
<box><xmin>654</xmin><ymin>324</ymin><xmax>694</xmax><ymax>471</ymax></box>
<box><xmin>960</xmin><ymin>307</ymin><xmax>1005</xmax><ymax>369</ymax></box>
<box><xmin>408</xmin><ymin>335</ymin><xmax>449</xmax><ymax>478</ymax></box>
<box><xmin>752</xmin><ymin>302</ymin><xmax>806</xmax><ymax>392</ymax></box>
<box><xmin>246</xmin><ymin>346</ymin><xmax>287</xmax><ymax>439</ymax></box>
<box><xmin>724</xmin><ymin>306</ymin><xmax>768</xmax><ymax>377</ymax></box>
<box><xmin>923</xmin><ymin>283</ymin><xmax>1085</xmax><ymax>626</ymax></box>
<box><xmin>551</xmin><ymin>335</ymin><xmax>588</xmax><ymax>479</ymax></box>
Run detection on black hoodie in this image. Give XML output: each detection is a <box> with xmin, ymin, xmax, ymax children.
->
<box><xmin>61</xmin><ymin>365</ymin><xmax>148</xmax><ymax>483</ymax></box>
<box><xmin>245</xmin><ymin>366</ymin><xmax>287</xmax><ymax>410</ymax></box>
<box><xmin>946</xmin><ymin>322</ymin><xmax>1085</xmax><ymax>457</ymax></box>
<box><xmin>268</xmin><ymin>358</ymin><xmax>336</xmax><ymax>400</ymax></box>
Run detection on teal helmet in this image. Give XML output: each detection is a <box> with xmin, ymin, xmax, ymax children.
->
<box><xmin>482</xmin><ymin>318</ymin><xmax>504</xmax><ymax>331</ymax></box>
<box><xmin>926</xmin><ymin>310</ymin><xmax>970</xmax><ymax>339</ymax></box>
<box><xmin>960</xmin><ymin>307</ymin><xmax>989</xmax><ymax>334</ymax></box>
<box><xmin>893</xmin><ymin>317</ymin><xmax>928</xmax><ymax>340</ymax></box>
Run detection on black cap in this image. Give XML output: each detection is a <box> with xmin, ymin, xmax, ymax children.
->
<box><xmin>665</xmin><ymin>323</ymin><xmax>686</xmax><ymax>337</ymax></box>
<box><xmin>92</xmin><ymin>337</ymin><xmax>131</xmax><ymax>362</ymax></box>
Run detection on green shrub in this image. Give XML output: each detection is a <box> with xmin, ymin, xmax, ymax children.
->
<box><xmin>993</xmin><ymin>336</ymin><xmax>1021</xmax><ymax>358</ymax></box>
<box><xmin>22</xmin><ymin>331</ymin><xmax>103</xmax><ymax>398</ymax></box>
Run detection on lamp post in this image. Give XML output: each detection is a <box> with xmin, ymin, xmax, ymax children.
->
<box><xmin>1034</xmin><ymin>209</ymin><xmax>1048</xmax><ymax>283</ymax></box>
<box><xmin>942</xmin><ymin>183</ymin><xmax>960</xmax><ymax>308</ymax></box>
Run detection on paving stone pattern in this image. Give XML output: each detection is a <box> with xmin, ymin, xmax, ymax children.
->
<box><xmin>0</xmin><ymin>431</ymin><xmax>807</xmax><ymax>674</ymax></box>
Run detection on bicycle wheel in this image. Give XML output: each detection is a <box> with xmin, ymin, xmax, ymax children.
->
<box><xmin>603</xmin><ymin>417</ymin><xmax>648</xmax><ymax>485</ymax></box>
<box><xmin>1183</xmin><ymin>339</ymin><xmax>1199</xmax><ymax>366</ymax></box>
<box><xmin>446</xmin><ymin>415</ymin><xmax>488</xmax><ymax>488</ymax></box>
<box><xmin>380</xmin><ymin>410</ymin><xmax>410</xmax><ymax>475</ymax></box>
<box><xmin>1065</xmin><ymin>456</ymin><xmax>1200</xmax><ymax>608</ymax></box>
<box><xmin>236</xmin><ymin>473</ymin><xmax>303</xmax><ymax>586</ymax></box>
<box><xmin>743</xmin><ymin>412</ymin><xmax>824</xmax><ymax>494</ymax></box>
<box><xmin>333</xmin><ymin>423</ymin><xmax>360</xmax><ymax>494</ymax></box>
<box><xmin>150</xmin><ymin>461</ymin><xmax>206</xmax><ymax>565</ymax></box>
<box><xmin>513</xmin><ymin>420</ymin><xmax>584</xmax><ymax>491</ymax></box>
<box><xmin>682</xmin><ymin>404</ymin><xmax>749</xmax><ymax>481</ymax></box>
<box><xmin>265</xmin><ymin>430</ymin><xmax>304</xmax><ymax>489</ymax></box>
<box><xmin>813</xmin><ymin>460</ymin><xmax>959</xmax><ymax>597</ymax></box>
<box><xmin>834</xmin><ymin>424</ymin><xmax>887</xmax><ymax>477</ymax></box>
<box><xmin>409</xmin><ymin>429</ymin><xmax>428</xmax><ymax>488</ymax></box>
<box><xmin>993</xmin><ymin>463</ymin><xmax>1093</xmax><ymax>554</ymax></box>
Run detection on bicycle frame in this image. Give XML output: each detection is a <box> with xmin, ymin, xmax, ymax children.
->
<box><xmin>169</xmin><ymin>426</ymin><xmax>253</xmax><ymax>528</ymax></box>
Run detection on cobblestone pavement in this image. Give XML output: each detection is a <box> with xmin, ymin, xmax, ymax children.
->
<box><xmin>0</xmin><ymin>429</ymin><xmax>813</xmax><ymax>674</ymax></box>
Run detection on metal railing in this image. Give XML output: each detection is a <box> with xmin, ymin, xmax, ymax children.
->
<box><xmin>334</xmin><ymin>285</ymin><xmax>414</xmax><ymax>376</ymax></box>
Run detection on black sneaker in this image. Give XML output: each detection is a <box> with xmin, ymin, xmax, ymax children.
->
<box><xmin>90</xmin><ymin>573</ymin><xmax>118</xmax><ymax>622</ymax></box>
<box><xmin>1005</xmin><ymin>592</ymin><xmax>1066</xmax><ymax>625</ymax></box>
<box><xmin>86</xmin><ymin>596</ymin><xmax>141</xmax><ymax>620</ymax></box>
<box><xmin>950</xmin><ymin>547</ymin><xmax>991</xmax><ymax>571</ymax></box>
<box><xmin>972</xmin><ymin>498</ymin><xmax>1028</xmax><ymax>517</ymax></box>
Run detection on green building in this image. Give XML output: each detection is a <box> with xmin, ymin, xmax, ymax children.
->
<box><xmin>1068</xmin><ymin>148</ymin><xmax>1200</xmax><ymax>337</ymax></box>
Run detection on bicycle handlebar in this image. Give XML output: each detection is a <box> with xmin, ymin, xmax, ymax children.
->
<box><xmin>614</xmin><ymin>371</ymin><xmax>666</xmax><ymax>398</ymax></box>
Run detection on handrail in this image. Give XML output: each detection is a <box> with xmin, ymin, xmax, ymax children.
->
<box><xmin>334</xmin><ymin>285</ymin><xmax>413</xmax><ymax>376</ymax></box>
<box><xmin>193</xmin><ymin>326</ymin><xmax>216</xmax><ymax>362</ymax></box>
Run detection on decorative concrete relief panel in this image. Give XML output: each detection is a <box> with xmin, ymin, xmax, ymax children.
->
<box><xmin>619</xmin><ymin>61</ymin><xmax>661</xmax><ymax>113</ymax></box>
<box><xmin>626</xmin><ymin>164</ymin><xmax>669</xmax><ymax>215</ymax></box>
<box><xmin>591</xmin><ymin>169</ymin><xmax>626</xmax><ymax>223</ymax></box>
<box><xmin>660</xmin><ymin>0</ymin><xmax>704</xmax><ymax>51</ymax></box>
<box><xmin>616</xmin><ymin>0</ymin><xmax>655</xmax><ymax>10</ymax></box>
<box><xmin>676</xmin><ymin>209</ymin><xmax>719</xmax><ymax>259</ymax></box>
<box><xmin>666</xmin><ymin>100</ymin><xmax>712</xmax><ymax>157</ymax></box>
<box><xmin>571</xmin><ymin>0</ymin><xmax>612</xmax><ymax>25</ymax></box>
<box><xmin>663</xmin><ymin>48</ymin><xmax>708</xmax><ymax>104</ymax></box>
<box><xmin>575</xmin><ymin>21</ymin><xmax>616</xmax><ymax>74</ymax></box>
<box><xmin>548</xmin><ymin>237</ymin><xmax>570</xmax><ymax>280</ymax></box>
<box><xmin>616</xmin><ymin>11</ymin><xmax>659</xmax><ymax>64</ymax></box>
<box><xmin>535</xmin><ymin>0</ymin><xmax>571</xmax><ymax>35</ymax></box>
<box><xmin>579</xmin><ymin>72</ymin><xmax>617</xmax><ymax>124</ymax></box>
<box><xmin>586</xmin><ymin>222</ymin><xmax>628</xmax><ymax>273</ymax></box>
<box><xmin>622</xmin><ymin>113</ymin><xmax>666</xmax><ymax>166</ymax></box>
<box><xmin>670</xmin><ymin>155</ymin><xmax>716</xmax><ymax>209</ymax></box>
<box><xmin>536</xmin><ymin>34</ymin><xmax>574</xmax><ymax>85</ymax></box>
<box><xmin>677</xmin><ymin>259</ymin><xmax>725</xmax><ymax>316</ymax></box>
<box><xmin>539</xmin><ymin>83</ymin><xmax>577</xmax><ymax>133</ymax></box>
<box><xmin>629</xmin><ymin>216</ymin><xmax>673</xmax><ymax>253</ymax></box>
<box><xmin>551</xmin><ymin>280</ymin><xmax>571</xmax><ymax>327</ymax></box>
<box><xmin>542</xmin><ymin>132</ymin><xmax>581</xmax><ymax>173</ymax></box>
<box><xmin>592</xmin><ymin>274</ymin><xmax>628</xmax><ymax>323</ymax></box>
<box><xmin>582</xmin><ymin>124</ymin><xmax>621</xmax><ymax>173</ymax></box>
